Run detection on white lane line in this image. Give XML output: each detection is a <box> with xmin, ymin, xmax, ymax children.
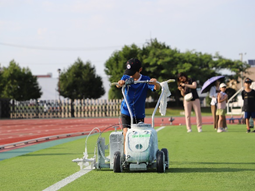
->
<box><xmin>42</xmin><ymin>166</ymin><xmax>92</xmax><ymax>191</ymax></box>
<box><xmin>156</xmin><ymin>126</ymin><xmax>165</xmax><ymax>132</ymax></box>
<box><xmin>43</xmin><ymin>126</ymin><xmax>166</xmax><ymax>191</ymax></box>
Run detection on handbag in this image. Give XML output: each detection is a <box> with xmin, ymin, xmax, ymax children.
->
<box><xmin>184</xmin><ymin>92</ymin><xmax>193</xmax><ymax>101</ymax></box>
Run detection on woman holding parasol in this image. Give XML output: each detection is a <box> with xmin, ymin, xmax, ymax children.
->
<box><xmin>201</xmin><ymin>76</ymin><xmax>227</xmax><ymax>130</ymax></box>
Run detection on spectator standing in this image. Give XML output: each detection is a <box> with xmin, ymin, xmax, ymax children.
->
<box><xmin>177</xmin><ymin>73</ymin><xmax>202</xmax><ymax>133</ymax></box>
<box><xmin>209</xmin><ymin>80</ymin><xmax>220</xmax><ymax>130</ymax></box>
<box><xmin>216</xmin><ymin>83</ymin><xmax>228</xmax><ymax>133</ymax></box>
<box><xmin>241</xmin><ymin>78</ymin><xmax>255</xmax><ymax>133</ymax></box>
<box><xmin>209</xmin><ymin>80</ymin><xmax>228</xmax><ymax>130</ymax></box>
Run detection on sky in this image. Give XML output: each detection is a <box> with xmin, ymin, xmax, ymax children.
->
<box><xmin>0</xmin><ymin>0</ymin><xmax>254</xmax><ymax>79</ymax></box>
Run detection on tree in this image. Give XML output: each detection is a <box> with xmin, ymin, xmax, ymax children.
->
<box><xmin>104</xmin><ymin>44</ymin><xmax>141</xmax><ymax>99</ymax></box>
<box><xmin>0</xmin><ymin>65</ymin><xmax>3</xmax><ymax>97</ymax></box>
<box><xmin>59</xmin><ymin>58</ymin><xmax>105</xmax><ymax>117</ymax></box>
<box><xmin>214</xmin><ymin>54</ymin><xmax>250</xmax><ymax>83</ymax></box>
<box><xmin>0</xmin><ymin>60</ymin><xmax>42</xmax><ymax>100</ymax></box>
<box><xmin>104</xmin><ymin>39</ymin><xmax>250</xmax><ymax>101</ymax></box>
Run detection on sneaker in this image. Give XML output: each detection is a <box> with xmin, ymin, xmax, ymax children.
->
<box><xmin>251</xmin><ymin>130</ymin><xmax>255</xmax><ymax>133</ymax></box>
<box><xmin>198</xmin><ymin>128</ymin><xmax>202</xmax><ymax>133</ymax></box>
<box><xmin>246</xmin><ymin>129</ymin><xmax>251</xmax><ymax>133</ymax></box>
<box><xmin>187</xmin><ymin>129</ymin><xmax>192</xmax><ymax>133</ymax></box>
<box><xmin>217</xmin><ymin>128</ymin><xmax>224</xmax><ymax>133</ymax></box>
<box><xmin>224</xmin><ymin>127</ymin><xmax>228</xmax><ymax>132</ymax></box>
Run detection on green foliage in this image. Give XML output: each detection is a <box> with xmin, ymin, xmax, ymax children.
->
<box><xmin>205</xmin><ymin>95</ymin><xmax>211</xmax><ymax>106</ymax></box>
<box><xmin>216</xmin><ymin>57</ymin><xmax>250</xmax><ymax>82</ymax></box>
<box><xmin>0</xmin><ymin>67</ymin><xmax>3</xmax><ymax>96</ymax></box>
<box><xmin>104</xmin><ymin>44</ymin><xmax>141</xmax><ymax>99</ymax></box>
<box><xmin>104</xmin><ymin>38</ymin><xmax>249</xmax><ymax>99</ymax></box>
<box><xmin>59</xmin><ymin>58</ymin><xmax>105</xmax><ymax>100</ymax></box>
<box><xmin>108</xmin><ymin>86</ymin><xmax>122</xmax><ymax>99</ymax></box>
<box><xmin>0</xmin><ymin>60</ymin><xmax>42</xmax><ymax>100</ymax></box>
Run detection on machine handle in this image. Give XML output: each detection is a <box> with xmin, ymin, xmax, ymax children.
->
<box><xmin>111</xmin><ymin>79</ymin><xmax>175</xmax><ymax>86</ymax></box>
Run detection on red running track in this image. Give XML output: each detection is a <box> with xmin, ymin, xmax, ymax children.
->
<box><xmin>0</xmin><ymin>116</ymin><xmax>216</xmax><ymax>146</ymax></box>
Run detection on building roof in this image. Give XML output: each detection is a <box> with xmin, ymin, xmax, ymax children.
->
<box><xmin>248</xmin><ymin>60</ymin><xmax>255</xmax><ymax>67</ymax></box>
<box><xmin>35</xmin><ymin>73</ymin><xmax>52</xmax><ymax>78</ymax></box>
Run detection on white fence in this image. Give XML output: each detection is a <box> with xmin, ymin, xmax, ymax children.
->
<box><xmin>10</xmin><ymin>99</ymin><xmax>122</xmax><ymax>119</ymax></box>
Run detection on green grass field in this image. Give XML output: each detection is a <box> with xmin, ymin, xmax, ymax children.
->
<box><xmin>1</xmin><ymin>124</ymin><xmax>254</xmax><ymax>191</ymax></box>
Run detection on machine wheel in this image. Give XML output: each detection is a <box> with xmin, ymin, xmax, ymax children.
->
<box><xmin>161</xmin><ymin>148</ymin><xmax>169</xmax><ymax>169</ymax></box>
<box><xmin>113</xmin><ymin>151</ymin><xmax>122</xmax><ymax>173</ymax></box>
<box><xmin>156</xmin><ymin>151</ymin><xmax>165</xmax><ymax>173</ymax></box>
<box><xmin>156</xmin><ymin>149</ymin><xmax>160</xmax><ymax>159</ymax></box>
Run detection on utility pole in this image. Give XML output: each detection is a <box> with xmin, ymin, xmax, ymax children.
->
<box><xmin>57</xmin><ymin>68</ymin><xmax>61</xmax><ymax>100</ymax></box>
<box><xmin>239</xmin><ymin>53</ymin><xmax>246</xmax><ymax>88</ymax></box>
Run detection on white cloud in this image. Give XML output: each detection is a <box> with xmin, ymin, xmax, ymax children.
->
<box><xmin>34</xmin><ymin>0</ymin><xmax>234</xmax><ymax>35</ymax></box>
<box><xmin>0</xmin><ymin>0</ymin><xmax>14</xmax><ymax>7</ymax></box>
<box><xmin>41</xmin><ymin>0</ymin><xmax>115</xmax><ymax>13</ymax></box>
<box><xmin>1</xmin><ymin>0</ymin><xmax>254</xmax><ymax>79</ymax></box>
<box><xmin>37</xmin><ymin>28</ymin><xmax>48</xmax><ymax>36</ymax></box>
<box><xmin>0</xmin><ymin>20</ymin><xmax>7</xmax><ymax>29</ymax></box>
<box><xmin>0</xmin><ymin>20</ymin><xmax>22</xmax><ymax>35</ymax></box>
<box><xmin>0</xmin><ymin>0</ymin><xmax>34</xmax><ymax>7</ymax></box>
<box><xmin>69</xmin><ymin>0</ymin><xmax>115</xmax><ymax>13</ymax></box>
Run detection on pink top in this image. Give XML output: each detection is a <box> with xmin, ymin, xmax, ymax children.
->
<box><xmin>217</xmin><ymin>92</ymin><xmax>227</xmax><ymax>109</ymax></box>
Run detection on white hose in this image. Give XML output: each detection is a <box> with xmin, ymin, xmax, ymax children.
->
<box><xmin>84</xmin><ymin>127</ymin><xmax>101</xmax><ymax>159</ymax></box>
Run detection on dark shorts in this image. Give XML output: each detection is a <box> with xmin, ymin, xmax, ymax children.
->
<box><xmin>244</xmin><ymin>112</ymin><xmax>255</xmax><ymax>119</ymax></box>
<box><xmin>121</xmin><ymin>114</ymin><xmax>144</xmax><ymax>128</ymax></box>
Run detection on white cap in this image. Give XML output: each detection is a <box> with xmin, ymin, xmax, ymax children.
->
<box><xmin>219</xmin><ymin>83</ymin><xmax>226</xmax><ymax>88</ymax></box>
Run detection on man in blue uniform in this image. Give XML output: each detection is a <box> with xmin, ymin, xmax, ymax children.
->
<box><xmin>116</xmin><ymin>58</ymin><xmax>160</xmax><ymax>153</ymax></box>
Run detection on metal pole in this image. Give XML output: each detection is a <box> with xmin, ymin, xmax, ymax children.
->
<box><xmin>239</xmin><ymin>53</ymin><xmax>246</xmax><ymax>88</ymax></box>
<box><xmin>57</xmin><ymin>69</ymin><xmax>61</xmax><ymax>100</ymax></box>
